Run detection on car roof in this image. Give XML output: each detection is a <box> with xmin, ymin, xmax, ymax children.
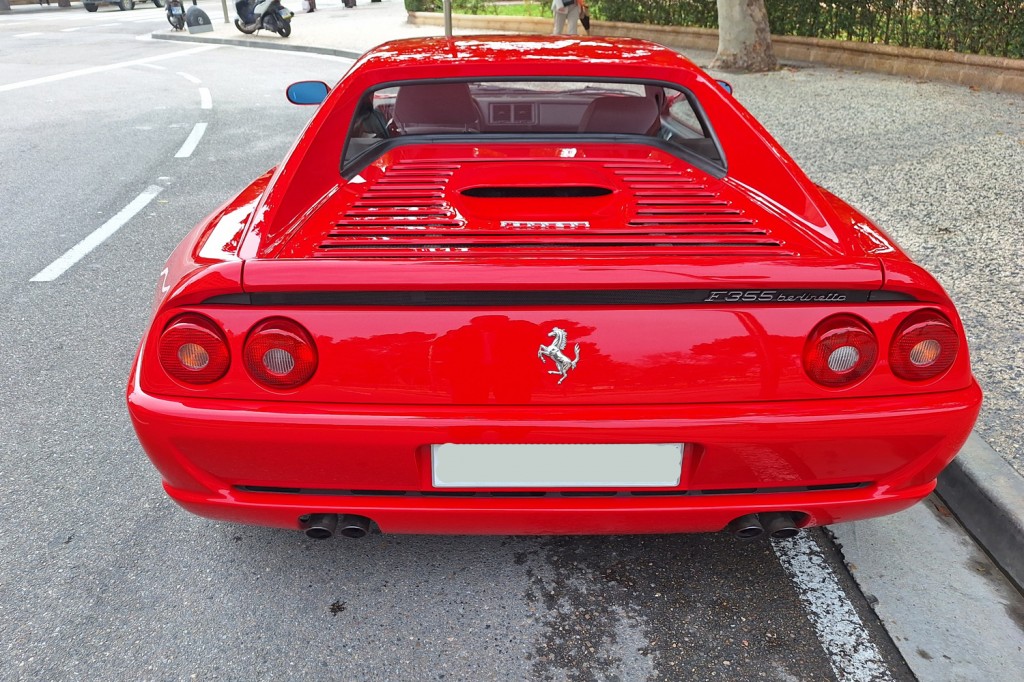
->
<box><xmin>348</xmin><ymin>35</ymin><xmax>706</xmax><ymax>84</ymax></box>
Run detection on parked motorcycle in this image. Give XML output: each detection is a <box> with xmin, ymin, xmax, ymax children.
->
<box><xmin>234</xmin><ymin>0</ymin><xmax>293</xmax><ymax>37</ymax></box>
<box><xmin>166</xmin><ymin>0</ymin><xmax>185</xmax><ymax>30</ymax></box>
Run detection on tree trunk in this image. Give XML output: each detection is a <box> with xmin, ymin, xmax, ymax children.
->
<box><xmin>711</xmin><ymin>0</ymin><xmax>778</xmax><ymax>73</ymax></box>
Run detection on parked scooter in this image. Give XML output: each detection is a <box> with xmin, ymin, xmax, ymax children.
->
<box><xmin>166</xmin><ymin>0</ymin><xmax>185</xmax><ymax>30</ymax></box>
<box><xmin>234</xmin><ymin>0</ymin><xmax>293</xmax><ymax>37</ymax></box>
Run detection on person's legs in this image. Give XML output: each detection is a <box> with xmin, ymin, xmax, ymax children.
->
<box><xmin>565</xmin><ymin>4</ymin><xmax>581</xmax><ymax>34</ymax></box>
<box><xmin>553</xmin><ymin>9</ymin><xmax>566</xmax><ymax>35</ymax></box>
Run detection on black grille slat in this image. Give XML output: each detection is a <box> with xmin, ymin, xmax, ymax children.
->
<box><xmin>235</xmin><ymin>482</ymin><xmax>871</xmax><ymax>498</ymax></box>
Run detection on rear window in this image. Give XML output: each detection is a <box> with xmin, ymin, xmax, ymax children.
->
<box><xmin>343</xmin><ymin>79</ymin><xmax>724</xmax><ymax>172</ymax></box>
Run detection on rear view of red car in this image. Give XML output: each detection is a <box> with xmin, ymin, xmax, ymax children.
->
<box><xmin>127</xmin><ymin>37</ymin><xmax>981</xmax><ymax>540</ymax></box>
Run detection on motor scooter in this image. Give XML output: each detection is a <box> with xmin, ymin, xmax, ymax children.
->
<box><xmin>234</xmin><ymin>0</ymin><xmax>293</xmax><ymax>37</ymax></box>
<box><xmin>166</xmin><ymin>0</ymin><xmax>185</xmax><ymax>30</ymax></box>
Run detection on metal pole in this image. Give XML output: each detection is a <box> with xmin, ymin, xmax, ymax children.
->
<box><xmin>222</xmin><ymin>0</ymin><xmax>229</xmax><ymax>23</ymax></box>
<box><xmin>443</xmin><ymin>0</ymin><xmax>452</xmax><ymax>38</ymax></box>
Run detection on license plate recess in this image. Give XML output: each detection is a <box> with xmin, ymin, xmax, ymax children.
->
<box><xmin>431</xmin><ymin>443</ymin><xmax>683</xmax><ymax>488</ymax></box>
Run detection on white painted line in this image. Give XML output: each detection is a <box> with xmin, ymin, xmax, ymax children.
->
<box><xmin>772</xmin><ymin>535</ymin><xmax>894</xmax><ymax>682</ymax></box>
<box><xmin>30</xmin><ymin>185</ymin><xmax>164</xmax><ymax>283</ymax></box>
<box><xmin>175</xmin><ymin>122</ymin><xmax>208</xmax><ymax>158</ymax></box>
<box><xmin>97</xmin><ymin>23</ymin><xmax>120</xmax><ymax>27</ymax></box>
<box><xmin>199</xmin><ymin>87</ymin><xmax>212</xmax><ymax>110</ymax></box>
<box><xmin>141</xmin><ymin>63</ymin><xmax>167</xmax><ymax>71</ymax></box>
<box><xmin>14</xmin><ymin>33</ymin><xmax>42</xmax><ymax>38</ymax></box>
<box><xmin>61</xmin><ymin>27</ymin><xmax>83</xmax><ymax>33</ymax></box>
<box><xmin>0</xmin><ymin>45</ymin><xmax>220</xmax><ymax>94</ymax></box>
<box><xmin>177</xmin><ymin>71</ymin><xmax>202</xmax><ymax>84</ymax></box>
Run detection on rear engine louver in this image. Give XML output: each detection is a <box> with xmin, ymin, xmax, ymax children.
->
<box><xmin>317</xmin><ymin>161</ymin><xmax>469</xmax><ymax>258</ymax></box>
<box><xmin>315</xmin><ymin>159</ymin><xmax>792</xmax><ymax>257</ymax></box>
<box><xmin>611</xmin><ymin>161</ymin><xmax>790</xmax><ymax>256</ymax></box>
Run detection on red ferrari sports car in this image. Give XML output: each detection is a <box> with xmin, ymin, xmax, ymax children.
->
<box><xmin>127</xmin><ymin>36</ymin><xmax>981</xmax><ymax>541</ymax></box>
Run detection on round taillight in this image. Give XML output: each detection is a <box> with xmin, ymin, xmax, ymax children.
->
<box><xmin>243</xmin><ymin>318</ymin><xmax>317</xmax><ymax>389</ymax></box>
<box><xmin>803</xmin><ymin>315</ymin><xmax>878</xmax><ymax>387</ymax></box>
<box><xmin>889</xmin><ymin>310</ymin><xmax>959</xmax><ymax>381</ymax></box>
<box><xmin>158</xmin><ymin>314</ymin><xmax>230</xmax><ymax>385</ymax></box>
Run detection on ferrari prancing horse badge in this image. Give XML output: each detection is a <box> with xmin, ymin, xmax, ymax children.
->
<box><xmin>538</xmin><ymin>327</ymin><xmax>580</xmax><ymax>384</ymax></box>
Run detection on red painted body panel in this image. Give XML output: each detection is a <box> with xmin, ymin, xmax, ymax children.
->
<box><xmin>136</xmin><ymin>302</ymin><xmax>972</xmax><ymax>405</ymax></box>
<box><xmin>127</xmin><ymin>36</ymin><xmax>982</xmax><ymax>536</ymax></box>
<box><xmin>128</xmin><ymin>376</ymin><xmax>980</xmax><ymax>533</ymax></box>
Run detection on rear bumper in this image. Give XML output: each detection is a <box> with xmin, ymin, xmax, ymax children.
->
<box><xmin>166</xmin><ymin>481</ymin><xmax>937</xmax><ymax>535</ymax></box>
<box><xmin>128</xmin><ymin>381</ymin><xmax>982</xmax><ymax>534</ymax></box>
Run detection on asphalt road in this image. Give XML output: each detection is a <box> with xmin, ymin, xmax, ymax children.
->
<box><xmin>0</xmin><ymin>8</ymin><xmax>1003</xmax><ymax>681</ymax></box>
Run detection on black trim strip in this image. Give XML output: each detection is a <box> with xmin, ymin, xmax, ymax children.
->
<box><xmin>203</xmin><ymin>289</ymin><xmax>915</xmax><ymax>307</ymax></box>
<box><xmin>461</xmin><ymin>186</ymin><xmax>613</xmax><ymax>198</ymax></box>
<box><xmin>235</xmin><ymin>482</ymin><xmax>870</xmax><ymax>498</ymax></box>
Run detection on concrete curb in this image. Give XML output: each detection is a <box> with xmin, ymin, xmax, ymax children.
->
<box><xmin>150</xmin><ymin>31</ymin><xmax>363</xmax><ymax>59</ymax></box>
<box><xmin>146</xmin><ymin>15</ymin><xmax>1024</xmax><ymax>592</ymax></box>
<box><xmin>936</xmin><ymin>433</ymin><xmax>1024</xmax><ymax>589</ymax></box>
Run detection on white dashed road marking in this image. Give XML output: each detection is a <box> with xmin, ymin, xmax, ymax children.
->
<box><xmin>199</xmin><ymin>87</ymin><xmax>212</xmax><ymax>109</ymax></box>
<box><xmin>0</xmin><ymin>45</ymin><xmax>220</xmax><ymax>93</ymax></box>
<box><xmin>773</xmin><ymin>535</ymin><xmax>894</xmax><ymax>682</ymax></box>
<box><xmin>31</xmin><ymin>185</ymin><xmax>164</xmax><ymax>282</ymax></box>
<box><xmin>175</xmin><ymin>122</ymin><xmax>208</xmax><ymax>158</ymax></box>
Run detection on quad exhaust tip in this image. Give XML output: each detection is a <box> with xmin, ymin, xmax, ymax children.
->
<box><xmin>338</xmin><ymin>514</ymin><xmax>371</xmax><ymax>539</ymax></box>
<box><xmin>760</xmin><ymin>512</ymin><xmax>801</xmax><ymax>539</ymax></box>
<box><xmin>726</xmin><ymin>513</ymin><xmax>765</xmax><ymax>540</ymax></box>
<box><xmin>727</xmin><ymin>512</ymin><xmax>802</xmax><ymax>540</ymax></box>
<box><xmin>301</xmin><ymin>513</ymin><xmax>372</xmax><ymax>540</ymax></box>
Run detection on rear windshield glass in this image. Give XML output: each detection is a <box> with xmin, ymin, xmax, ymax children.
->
<box><xmin>343</xmin><ymin>80</ymin><xmax>723</xmax><ymax>171</ymax></box>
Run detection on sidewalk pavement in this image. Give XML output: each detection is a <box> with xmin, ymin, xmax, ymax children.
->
<box><xmin>151</xmin><ymin>0</ymin><xmax>1024</xmax><ymax>591</ymax></box>
<box><xmin>151</xmin><ymin>0</ymin><xmax>497</xmax><ymax>59</ymax></box>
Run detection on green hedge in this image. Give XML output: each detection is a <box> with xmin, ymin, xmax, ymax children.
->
<box><xmin>406</xmin><ymin>0</ymin><xmax>1024</xmax><ymax>59</ymax></box>
<box><xmin>405</xmin><ymin>0</ymin><xmax>491</xmax><ymax>12</ymax></box>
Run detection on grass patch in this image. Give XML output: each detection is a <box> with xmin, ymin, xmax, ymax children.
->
<box><xmin>485</xmin><ymin>2</ymin><xmax>549</xmax><ymax>18</ymax></box>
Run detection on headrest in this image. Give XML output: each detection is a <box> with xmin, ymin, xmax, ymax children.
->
<box><xmin>578</xmin><ymin>96</ymin><xmax>660</xmax><ymax>135</ymax></box>
<box><xmin>393</xmin><ymin>83</ymin><xmax>480</xmax><ymax>134</ymax></box>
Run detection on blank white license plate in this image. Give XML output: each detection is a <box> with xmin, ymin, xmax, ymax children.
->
<box><xmin>431</xmin><ymin>443</ymin><xmax>683</xmax><ymax>488</ymax></box>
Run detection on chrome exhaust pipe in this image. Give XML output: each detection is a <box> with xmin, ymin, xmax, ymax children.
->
<box><xmin>761</xmin><ymin>512</ymin><xmax>800</xmax><ymax>539</ymax></box>
<box><xmin>338</xmin><ymin>514</ymin><xmax>372</xmax><ymax>539</ymax></box>
<box><xmin>726</xmin><ymin>513</ymin><xmax>765</xmax><ymax>540</ymax></box>
<box><xmin>302</xmin><ymin>513</ymin><xmax>338</xmax><ymax>540</ymax></box>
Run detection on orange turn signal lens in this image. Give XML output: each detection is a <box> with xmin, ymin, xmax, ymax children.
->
<box><xmin>158</xmin><ymin>314</ymin><xmax>230</xmax><ymax>385</ymax></box>
<box><xmin>889</xmin><ymin>310</ymin><xmax>958</xmax><ymax>381</ymax></box>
